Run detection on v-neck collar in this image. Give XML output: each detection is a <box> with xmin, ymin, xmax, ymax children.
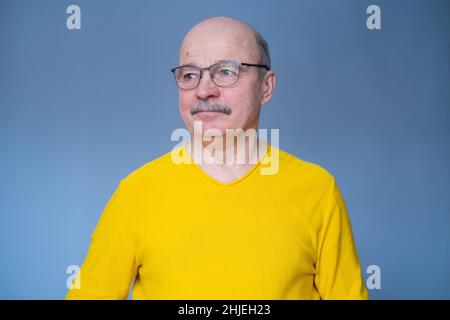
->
<box><xmin>181</xmin><ymin>141</ymin><xmax>271</xmax><ymax>187</ymax></box>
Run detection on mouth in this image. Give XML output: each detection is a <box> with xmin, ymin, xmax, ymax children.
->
<box><xmin>191</xmin><ymin>109</ymin><xmax>228</xmax><ymax>116</ymax></box>
<box><xmin>190</xmin><ymin>103</ymin><xmax>232</xmax><ymax>116</ymax></box>
<box><xmin>195</xmin><ymin>110</ymin><xmax>221</xmax><ymax>114</ymax></box>
<box><xmin>193</xmin><ymin>110</ymin><xmax>225</xmax><ymax>120</ymax></box>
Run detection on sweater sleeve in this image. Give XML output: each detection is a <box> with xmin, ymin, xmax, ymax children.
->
<box><xmin>313</xmin><ymin>178</ymin><xmax>369</xmax><ymax>300</ymax></box>
<box><xmin>66</xmin><ymin>180</ymin><xmax>138</xmax><ymax>299</ymax></box>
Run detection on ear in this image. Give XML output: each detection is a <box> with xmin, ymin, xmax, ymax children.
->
<box><xmin>260</xmin><ymin>70</ymin><xmax>276</xmax><ymax>107</ymax></box>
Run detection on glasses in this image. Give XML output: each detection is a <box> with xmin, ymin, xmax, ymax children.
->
<box><xmin>170</xmin><ymin>61</ymin><xmax>270</xmax><ymax>90</ymax></box>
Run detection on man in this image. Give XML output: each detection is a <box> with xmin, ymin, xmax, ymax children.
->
<box><xmin>66</xmin><ymin>16</ymin><xmax>368</xmax><ymax>300</ymax></box>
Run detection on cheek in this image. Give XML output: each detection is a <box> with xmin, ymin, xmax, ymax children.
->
<box><xmin>226</xmin><ymin>89</ymin><xmax>259</xmax><ymax>117</ymax></box>
<box><xmin>178</xmin><ymin>92</ymin><xmax>195</xmax><ymax>132</ymax></box>
<box><xmin>179</xmin><ymin>92</ymin><xmax>193</xmax><ymax>113</ymax></box>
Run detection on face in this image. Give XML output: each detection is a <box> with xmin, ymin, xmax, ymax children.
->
<box><xmin>176</xmin><ymin>19</ymin><xmax>275</xmax><ymax>136</ymax></box>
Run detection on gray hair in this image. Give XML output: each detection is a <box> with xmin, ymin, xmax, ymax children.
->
<box><xmin>190</xmin><ymin>101</ymin><xmax>232</xmax><ymax>116</ymax></box>
<box><xmin>253</xmin><ymin>30</ymin><xmax>271</xmax><ymax>78</ymax></box>
<box><xmin>254</xmin><ymin>30</ymin><xmax>271</xmax><ymax>69</ymax></box>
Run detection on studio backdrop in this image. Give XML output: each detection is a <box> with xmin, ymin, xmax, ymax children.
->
<box><xmin>0</xmin><ymin>0</ymin><xmax>449</xmax><ymax>299</ymax></box>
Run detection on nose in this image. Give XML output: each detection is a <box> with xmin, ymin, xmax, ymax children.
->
<box><xmin>195</xmin><ymin>70</ymin><xmax>220</xmax><ymax>100</ymax></box>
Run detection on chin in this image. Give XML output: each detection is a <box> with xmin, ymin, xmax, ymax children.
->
<box><xmin>200</xmin><ymin>122</ymin><xmax>228</xmax><ymax>135</ymax></box>
<box><xmin>188</xmin><ymin>119</ymin><xmax>230</xmax><ymax>138</ymax></box>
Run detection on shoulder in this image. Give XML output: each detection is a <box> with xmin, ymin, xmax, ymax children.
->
<box><xmin>118</xmin><ymin>145</ymin><xmax>182</xmax><ymax>191</ymax></box>
<box><xmin>273</xmin><ymin>145</ymin><xmax>336</xmax><ymax>189</ymax></box>
<box><xmin>274</xmin><ymin>147</ymin><xmax>347</xmax><ymax>226</ymax></box>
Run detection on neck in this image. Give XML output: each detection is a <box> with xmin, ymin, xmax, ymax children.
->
<box><xmin>185</xmin><ymin>135</ymin><xmax>267</xmax><ymax>168</ymax></box>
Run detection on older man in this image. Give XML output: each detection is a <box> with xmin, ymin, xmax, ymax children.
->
<box><xmin>66</xmin><ymin>16</ymin><xmax>368</xmax><ymax>300</ymax></box>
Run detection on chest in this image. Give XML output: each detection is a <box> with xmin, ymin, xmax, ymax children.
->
<box><xmin>134</xmin><ymin>193</ymin><xmax>317</xmax><ymax>297</ymax></box>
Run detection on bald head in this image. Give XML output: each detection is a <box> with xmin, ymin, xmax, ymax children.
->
<box><xmin>179</xmin><ymin>16</ymin><xmax>270</xmax><ymax>69</ymax></box>
<box><xmin>175</xmin><ymin>17</ymin><xmax>276</xmax><ymax>136</ymax></box>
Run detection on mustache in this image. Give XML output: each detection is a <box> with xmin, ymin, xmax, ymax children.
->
<box><xmin>190</xmin><ymin>102</ymin><xmax>232</xmax><ymax>116</ymax></box>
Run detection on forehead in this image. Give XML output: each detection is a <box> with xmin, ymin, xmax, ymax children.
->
<box><xmin>179</xmin><ymin>29</ymin><xmax>258</xmax><ymax>66</ymax></box>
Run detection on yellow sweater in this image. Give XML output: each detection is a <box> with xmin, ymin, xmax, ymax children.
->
<box><xmin>66</xmin><ymin>143</ymin><xmax>368</xmax><ymax>299</ymax></box>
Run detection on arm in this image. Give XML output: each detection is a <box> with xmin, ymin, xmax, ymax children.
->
<box><xmin>66</xmin><ymin>181</ymin><xmax>139</xmax><ymax>299</ymax></box>
<box><xmin>314</xmin><ymin>178</ymin><xmax>369</xmax><ymax>300</ymax></box>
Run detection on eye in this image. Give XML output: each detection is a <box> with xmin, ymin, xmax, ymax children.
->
<box><xmin>182</xmin><ymin>72</ymin><xmax>199</xmax><ymax>81</ymax></box>
<box><xmin>218</xmin><ymin>68</ymin><xmax>237</xmax><ymax>77</ymax></box>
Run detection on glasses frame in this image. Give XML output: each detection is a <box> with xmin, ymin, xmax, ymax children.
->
<box><xmin>170</xmin><ymin>61</ymin><xmax>271</xmax><ymax>90</ymax></box>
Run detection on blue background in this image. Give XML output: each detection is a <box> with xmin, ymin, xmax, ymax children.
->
<box><xmin>1</xmin><ymin>0</ymin><xmax>449</xmax><ymax>299</ymax></box>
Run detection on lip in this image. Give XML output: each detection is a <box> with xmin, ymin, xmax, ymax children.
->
<box><xmin>196</xmin><ymin>110</ymin><xmax>221</xmax><ymax>114</ymax></box>
<box><xmin>193</xmin><ymin>111</ymin><xmax>225</xmax><ymax>120</ymax></box>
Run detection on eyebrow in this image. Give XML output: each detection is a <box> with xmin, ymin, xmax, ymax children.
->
<box><xmin>179</xmin><ymin>60</ymin><xmax>240</xmax><ymax>68</ymax></box>
<box><xmin>179</xmin><ymin>62</ymin><xmax>198</xmax><ymax>67</ymax></box>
